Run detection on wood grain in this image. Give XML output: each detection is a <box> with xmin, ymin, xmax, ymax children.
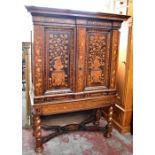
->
<box><xmin>26</xmin><ymin>5</ymin><xmax>130</xmax><ymax>152</ymax></box>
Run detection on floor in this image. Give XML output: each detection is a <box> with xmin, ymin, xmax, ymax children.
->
<box><xmin>22</xmin><ymin>92</ymin><xmax>133</xmax><ymax>155</ymax></box>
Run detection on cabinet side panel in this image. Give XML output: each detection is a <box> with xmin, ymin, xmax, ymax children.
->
<box><xmin>110</xmin><ymin>30</ymin><xmax>120</xmax><ymax>89</ymax></box>
<box><xmin>33</xmin><ymin>25</ymin><xmax>44</xmax><ymax>96</ymax></box>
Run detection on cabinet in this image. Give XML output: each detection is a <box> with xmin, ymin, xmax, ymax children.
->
<box><xmin>26</xmin><ymin>6</ymin><xmax>129</xmax><ymax>153</ymax></box>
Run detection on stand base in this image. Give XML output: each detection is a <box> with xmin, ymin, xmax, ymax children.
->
<box><xmin>41</xmin><ymin>112</ymin><xmax>109</xmax><ymax>144</ymax></box>
<box><xmin>33</xmin><ymin>106</ymin><xmax>114</xmax><ymax>153</ymax></box>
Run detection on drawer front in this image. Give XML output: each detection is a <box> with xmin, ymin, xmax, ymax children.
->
<box><xmin>33</xmin><ymin>95</ymin><xmax>116</xmax><ymax>115</ymax></box>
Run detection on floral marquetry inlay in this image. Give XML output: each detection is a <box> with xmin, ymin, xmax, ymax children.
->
<box><xmin>33</xmin><ymin>26</ymin><xmax>43</xmax><ymax>96</ymax></box>
<box><xmin>87</xmin><ymin>32</ymin><xmax>107</xmax><ymax>86</ymax></box>
<box><xmin>35</xmin><ymin>39</ymin><xmax>42</xmax><ymax>95</ymax></box>
<box><xmin>47</xmin><ymin>32</ymin><xmax>70</xmax><ymax>89</ymax></box>
<box><xmin>76</xmin><ymin>27</ymin><xmax>86</xmax><ymax>92</ymax></box>
<box><xmin>26</xmin><ymin>7</ymin><xmax>128</xmax><ymax>151</ymax></box>
<box><xmin>110</xmin><ymin>30</ymin><xmax>119</xmax><ymax>88</ymax></box>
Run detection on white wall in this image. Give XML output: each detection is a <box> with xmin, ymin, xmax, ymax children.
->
<box><xmin>23</xmin><ymin>0</ymin><xmax>114</xmax><ymax>12</ymax></box>
<box><xmin>22</xmin><ymin>2</ymin><xmax>33</xmax><ymax>42</ymax></box>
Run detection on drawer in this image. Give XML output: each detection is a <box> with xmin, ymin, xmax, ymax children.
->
<box><xmin>34</xmin><ymin>95</ymin><xmax>116</xmax><ymax>115</ymax></box>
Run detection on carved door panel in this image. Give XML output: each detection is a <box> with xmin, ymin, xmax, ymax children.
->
<box><xmin>44</xmin><ymin>27</ymin><xmax>76</xmax><ymax>94</ymax></box>
<box><xmin>84</xmin><ymin>28</ymin><xmax>111</xmax><ymax>91</ymax></box>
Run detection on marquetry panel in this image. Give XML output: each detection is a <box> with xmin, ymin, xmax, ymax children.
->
<box><xmin>33</xmin><ymin>25</ymin><xmax>44</xmax><ymax>96</ymax></box>
<box><xmin>110</xmin><ymin>30</ymin><xmax>120</xmax><ymax>89</ymax></box>
<box><xmin>45</xmin><ymin>27</ymin><xmax>75</xmax><ymax>92</ymax></box>
<box><xmin>76</xmin><ymin>27</ymin><xmax>86</xmax><ymax>92</ymax></box>
<box><xmin>86</xmin><ymin>29</ymin><xmax>111</xmax><ymax>89</ymax></box>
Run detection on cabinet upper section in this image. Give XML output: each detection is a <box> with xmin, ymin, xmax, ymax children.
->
<box><xmin>26</xmin><ymin>6</ymin><xmax>130</xmax><ymax>28</ymax></box>
<box><xmin>26</xmin><ymin>6</ymin><xmax>130</xmax><ymax>100</ymax></box>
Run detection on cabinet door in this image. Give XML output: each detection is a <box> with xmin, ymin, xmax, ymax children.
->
<box><xmin>76</xmin><ymin>27</ymin><xmax>111</xmax><ymax>92</ymax></box>
<box><xmin>44</xmin><ymin>26</ymin><xmax>76</xmax><ymax>94</ymax></box>
<box><xmin>85</xmin><ymin>28</ymin><xmax>111</xmax><ymax>91</ymax></box>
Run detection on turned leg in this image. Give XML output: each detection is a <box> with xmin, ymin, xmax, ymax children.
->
<box><xmin>34</xmin><ymin>114</ymin><xmax>43</xmax><ymax>153</ymax></box>
<box><xmin>104</xmin><ymin>106</ymin><xmax>113</xmax><ymax>138</ymax></box>
<box><xmin>93</xmin><ymin>109</ymin><xmax>101</xmax><ymax>127</ymax></box>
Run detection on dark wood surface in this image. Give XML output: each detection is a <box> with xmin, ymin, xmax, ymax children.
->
<box><xmin>26</xmin><ymin>6</ymin><xmax>129</xmax><ymax>153</ymax></box>
<box><xmin>26</xmin><ymin>5</ymin><xmax>130</xmax><ymax>21</ymax></box>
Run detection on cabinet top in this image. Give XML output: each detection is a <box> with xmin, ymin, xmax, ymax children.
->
<box><xmin>26</xmin><ymin>5</ymin><xmax>130</xmax><ymax>22</ymax></box>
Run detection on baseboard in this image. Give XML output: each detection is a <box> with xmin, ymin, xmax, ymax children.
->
<box><xmin>112</xmin><ymin>119</ymin><xmax>131</xmax><ymax>133</ymax></box>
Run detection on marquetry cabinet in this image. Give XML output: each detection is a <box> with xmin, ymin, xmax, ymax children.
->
<box><xmin>26</xmin><ymin>6</ymin><xmax>129</xmax><ymax>153</ymax></box>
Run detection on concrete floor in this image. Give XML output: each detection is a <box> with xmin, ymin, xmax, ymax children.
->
<box><xmin>22</xmin><ymin>92</ymin><xmax>133</xmax><ymax>155</ymax></box>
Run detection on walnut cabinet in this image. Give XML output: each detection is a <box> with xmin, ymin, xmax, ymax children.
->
<box><xmin>26</xmin><ymin>6</ymin><xmax>129</xmax><ymax>153</ymax></box>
